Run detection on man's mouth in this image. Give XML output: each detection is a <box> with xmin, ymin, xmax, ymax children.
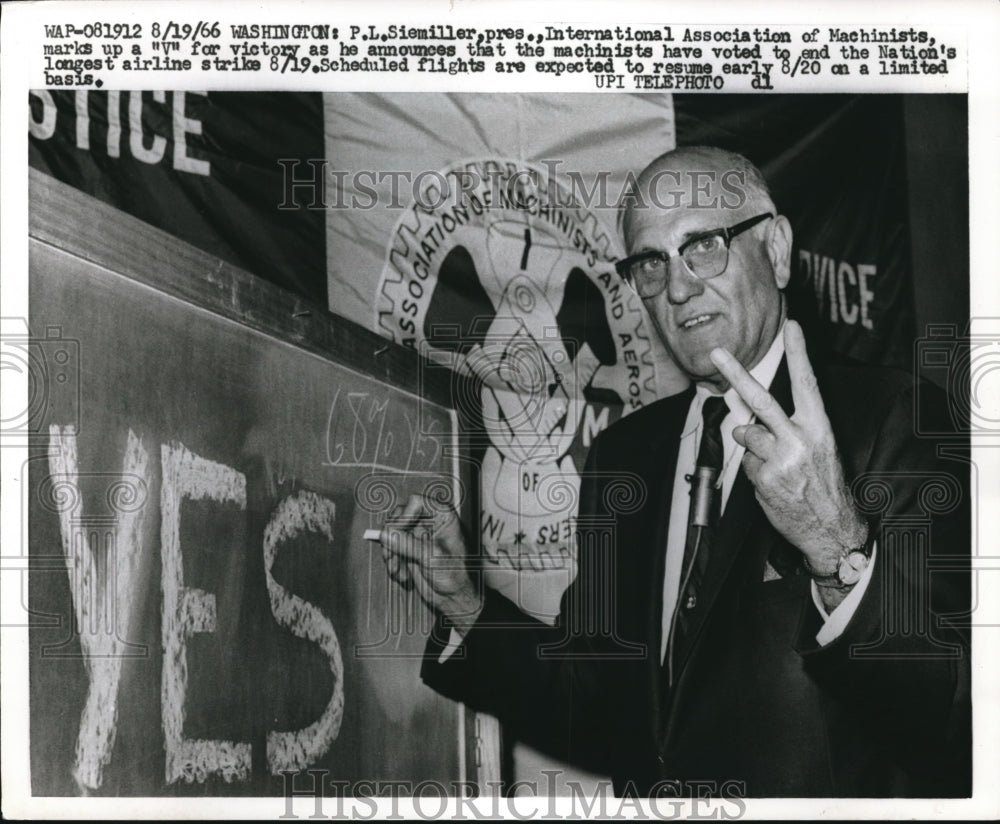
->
<box><xmin>680</xmin><ymin>313</ymin><xmax>716</xmax><ymax>330</ymax></box>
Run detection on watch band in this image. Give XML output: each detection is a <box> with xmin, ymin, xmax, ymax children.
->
<box><xmin>802</xmin><ymin>523</ymin><xmax>875</xmax><ymax>589</ymax></box>
<box><xmin>801</xmin><ymin>556</ymin><xmax>849</xmax><ymax>589</ymax></box>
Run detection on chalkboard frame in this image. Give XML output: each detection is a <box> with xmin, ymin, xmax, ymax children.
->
<box><xmin>28</xmin><ymin>169</ymin><xmax>456</xmax><ymax>409</ymax></box>
<box><xmin>27</xmin><ymin>168</ymin><xmax>502</xmax><ymax>795</ymax></box>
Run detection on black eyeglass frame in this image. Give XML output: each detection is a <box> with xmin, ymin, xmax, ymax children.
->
<box><xmin>615</xmin><ymin>212</ymin><xmax>775</xmax><ymax>296</ymax></box>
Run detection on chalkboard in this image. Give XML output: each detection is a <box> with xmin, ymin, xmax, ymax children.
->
<box><xmin>26</xmin><ymin>170</ymin><xmax>499</xmax><ymax>796</ymax></box>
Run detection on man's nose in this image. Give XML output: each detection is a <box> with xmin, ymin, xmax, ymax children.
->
<box><xmin>665</xmin><ymin>256</ymin><xmax>706</xmax><ymax>304</ymax></box>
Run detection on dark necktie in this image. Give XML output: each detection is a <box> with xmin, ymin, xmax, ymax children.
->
<box><xmin>666</xmin><ymin>394</ymin><xmax>729</xmax><ymax>687</ymax></box>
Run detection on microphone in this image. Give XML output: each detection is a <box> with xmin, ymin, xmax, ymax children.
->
<box><xmin>687</xmin><ymin>465</ymin><xmax>719</xmax><ymax>529</ymax></box>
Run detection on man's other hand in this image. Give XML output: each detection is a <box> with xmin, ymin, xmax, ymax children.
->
<box><xmin>709</xmin><ymin>320</ymin><xmax>868</xmax><ymax>574</ymax></box>
<box><xmin>377</xmin><ymin>494</ymin><xmax>484</xmax><ymax>637</ymax></box>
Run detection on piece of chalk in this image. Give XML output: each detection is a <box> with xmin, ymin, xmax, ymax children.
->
<box><xmin>363</xmin><ymin>529</ymin><xmax>382</xmax><ymax>541</ymax></box>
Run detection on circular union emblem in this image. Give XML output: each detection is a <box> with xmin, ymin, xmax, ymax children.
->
<box><xmin>376</xmin><ymin>158</ymin><xmax>657</xmax><ymax>605</ymax></box>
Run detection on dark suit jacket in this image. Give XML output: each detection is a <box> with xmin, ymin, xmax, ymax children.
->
<box><xmin>422</xmin><ymin>355</ymin><xmax>971</xmax><ymax>797</ymax></box>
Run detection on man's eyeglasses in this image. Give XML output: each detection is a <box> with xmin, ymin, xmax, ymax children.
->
<box><xmin>615</xmin><ymin>212</ymin><xmax>774</xmax><ymax>299</ymax></box>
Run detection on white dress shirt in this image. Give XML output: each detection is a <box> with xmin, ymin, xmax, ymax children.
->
<box><xmin>660</xmin><ymin>322</ymin><xmax>875</xmax><ymax>662</ymax></box>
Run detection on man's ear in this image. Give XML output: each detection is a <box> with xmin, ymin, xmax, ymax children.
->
<box><xmin>766</xmin><ymin>214</ymin><xmax>793</xmax><ymax>289</ymax></box>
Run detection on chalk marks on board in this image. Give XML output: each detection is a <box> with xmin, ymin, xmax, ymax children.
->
<box><xmin>44</xmin><ymin>426</ymin><xmax>348</xmax><ymax>790</ymax></box>
<box><xmin>46</xmin><ymin>425</ymin><xmax>149</xmax><ymax>792</ymax></box>
<box><xmin>323</xmin><ymin>386</ymin><xmax>443</xmax><ymax>473</ymax></box>
<box><xmin>160</xmin><ymin>440</ymin><xmax>252</xmax><ymax>784</ymax></box>
<box><xmin>262</xmin><ymin>491</ymin><xmax>344</xmax><ymax>774</ymax></box>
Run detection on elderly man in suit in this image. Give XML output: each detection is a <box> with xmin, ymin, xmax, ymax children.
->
<box><xmin>378</xmin><ymin>146</ymin><xmax>970</xmax><ymax>797</ymax></box>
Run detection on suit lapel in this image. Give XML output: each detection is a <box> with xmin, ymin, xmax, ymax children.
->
<box><xmin>666</xmin><ymin>357</ymin><xmax>796</xmax><ymax>693</ymax></box>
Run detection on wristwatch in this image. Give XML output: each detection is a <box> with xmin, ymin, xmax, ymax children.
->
<box><xmin>803</xmin><ymin>530</ymin><xmax>874</xmax><ymax>589</ymax></box>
